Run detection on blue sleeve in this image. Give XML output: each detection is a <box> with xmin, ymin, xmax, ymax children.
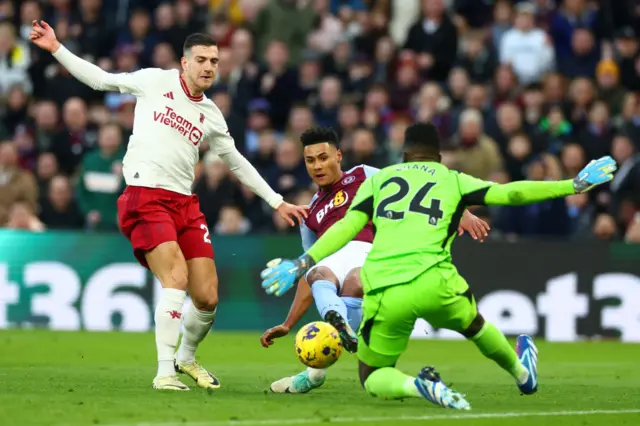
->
<box><xmin>363</xmin><ymin>165</ymin><xmax>380</xmax><ymax>178</ymax></box>
<box><xmin>300</xmin><ymin>221</ymin><xmax>318</xmax><ymax>252</ymax></box>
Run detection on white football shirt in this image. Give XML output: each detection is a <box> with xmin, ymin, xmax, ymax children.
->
<box><xmin>52</xmin><ymin>46</ymin><xmax>284</xmax><ymax>208</ymax></box>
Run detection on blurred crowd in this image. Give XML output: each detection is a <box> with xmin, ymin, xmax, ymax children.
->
<box><xmin>1</xmin><ymin>0</ymin><xmax>640</xmax><ymax>242</ymax></box>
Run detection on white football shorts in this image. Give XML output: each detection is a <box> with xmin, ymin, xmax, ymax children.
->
<box><xmin>305</xmin><ymin>240</ymin><xmax>372</xmax><ymax>291</ymax></box>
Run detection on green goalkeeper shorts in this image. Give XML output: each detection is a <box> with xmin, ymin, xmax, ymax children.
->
<box><xmin>357</xmin><ymin>263</ymin><xmax>478</xmax><ymax>368</ymax></box>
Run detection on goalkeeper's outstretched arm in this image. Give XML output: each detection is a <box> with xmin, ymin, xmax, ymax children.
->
<box><xmin>463</xmin><ymin>179</ymin><xmax>577</xmax><ymax>206</ymax></box>
<box><xmin>460</xmin><ymin>156</ymin><xmax>618</xmax><ymax>207</ymax></box>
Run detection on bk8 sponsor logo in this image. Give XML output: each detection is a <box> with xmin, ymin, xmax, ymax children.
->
<box><xmin>315</xmin><ymin>190</ymin><xmax>349</xmax><ymax>223</ymax></box>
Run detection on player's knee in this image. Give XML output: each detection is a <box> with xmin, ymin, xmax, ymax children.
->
<box><xmin>191</xmin><ymin>277</ymin><xmax>219</xmax><ymax>311</ymax></box>
<box><xmin>307</xmin><ymin>267</ymin><xmax>339</xmax><ymax>288</ymax></box>
<box><xmin>342</xmin><ymin>268</ymin><xmax>363</xmax><ymax>298</ymax></box>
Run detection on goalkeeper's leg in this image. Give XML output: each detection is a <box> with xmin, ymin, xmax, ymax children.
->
<box><xmin>435</xmin><ymin>274</ymin><xmax>538</xmax><ymax>396</ymax></box>
<box><xmin>461</xmin><ymin>313</ymin><xmax>537</xmax><ymax>395</ymax></box>
<box><xmin>357</xmin><ymin>282</ymin><xmax>470</xmax><ymax>410</ymax></box>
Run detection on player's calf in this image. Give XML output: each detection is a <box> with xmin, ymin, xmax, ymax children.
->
<box><xmin>175</xmin><ymin>258</ymin><xmax>221</xmax><ymax>389</ymax></box>
<box><xmin>146</xmin><ymin>241</ymin><xmax>189</xmax><ymax>383</ymax></box>
<box><xmin>462</xmin><ymin>313</ymin><xmax>533</xmax><ymax>394</ymax></box>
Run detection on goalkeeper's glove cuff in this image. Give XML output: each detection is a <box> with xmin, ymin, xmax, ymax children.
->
<box><xmin>297</xmin><ymin>253</ymin><xmax>316</xmax><ymax>272</ymax></box>
<box><xmin>572</xmin><ymin>178</ymin><xmax>589</xmax><ymax>194</ymax></box>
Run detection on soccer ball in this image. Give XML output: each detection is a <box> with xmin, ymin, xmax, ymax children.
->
<box><xmin>295</xmin><ymin>321</ymin><xmax>343</xmax><ymax>369</ymax></box>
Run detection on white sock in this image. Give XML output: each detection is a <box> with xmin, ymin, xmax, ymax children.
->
<box><xmin>515</xmin><ymin>364</ymin><xmax>530</xmax><ymax>385</ymax></box>
<box><xmin>307</xmin><ymin>367</ymin><xmax>326</xmax><ymax>384</ymax></box>
<box><xmin>177</xmin><ymin>304</ymin><xmax>216</xmax><ymax>364</ymax></box>
<box><xmin>154</xmin><ymin>288</ymin><xmax>187</xmax><ymax>378</ymax></box>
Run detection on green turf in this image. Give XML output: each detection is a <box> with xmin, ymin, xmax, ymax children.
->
<box><xmin>1</xmin><ymin>330</ymin><xmax>639</xmax><ymax>426</ymax></box>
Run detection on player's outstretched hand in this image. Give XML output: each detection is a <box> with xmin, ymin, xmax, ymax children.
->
<box><xmin>29</xmin><ymin>20</ymin><xmax>60</xmax><ymax>53</ymax></box>
<box><xmin>573</xmin><ymin>155</ymin><xmax>617</xmax><ymax>193</ymax></box>
<box><xmin>458</xmin><ymin>210</ymin><xmax>490</xmax><ymax>242</ymax></box>
<box><xmin>260</xmin><ymin>324</ymin><xmax>290</xmax><ymax>348</ymax></box>
<box><xmin>261</xmin><ymin>256</ymin><xmax>314</xmax><ymax>297</ymax></box>
<box><xmin>276</xmin><ymin>202</ymin><xmax>309</xmax><ymax>227</ymax></box>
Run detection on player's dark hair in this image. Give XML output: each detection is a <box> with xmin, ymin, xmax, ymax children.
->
<box><xmin>300</xmin><ymin>126</ymin><xmax>339</xmax><ymax>147</ymax></box>
<box><xmin>403</xmin><ymin>122</ymin><xmax>442</xmax><ymax>162</ymax></box>
<box><xmin>183</xmin><ymin>33</ymin><xmax>217</xmax><ymax>56</ymax></box>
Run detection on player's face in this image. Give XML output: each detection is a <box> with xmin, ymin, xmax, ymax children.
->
<box><xmin>182</xmin><ymin>45</ymin><xmax>219</xmax><ymax>92</ymax></box>
<box><xmin>303</xmin><ymin>143</ymin><xmax>342</xmax><ymax>187</ymax></box>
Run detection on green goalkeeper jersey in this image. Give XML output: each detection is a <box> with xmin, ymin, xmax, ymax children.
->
<box><xmin>306</xmin><ymin>161</ymin><xmax>576</xmax><ymax>294</ymax></box>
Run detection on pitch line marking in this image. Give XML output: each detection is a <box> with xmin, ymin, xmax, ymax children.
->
<box><xmin>97</xmin><ymin>408</ymin><xmax>640</xmax><ymax>426</ymax></box>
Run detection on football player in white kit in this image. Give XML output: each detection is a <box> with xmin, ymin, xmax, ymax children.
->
<box><xmin>29</xmin><ymin>20</ymin><xmax>307</xmax><ymax>391</ymax></box>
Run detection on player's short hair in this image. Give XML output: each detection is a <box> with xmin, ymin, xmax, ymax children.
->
<box><xmin>183</xmin><ymin>33</ymin><xmax>217</xmax><ymax>56</ymax></box>
<box><xmin>300</xmin><ymin>126</ymin><xmax>339</xmax><ymax>147</ymax></box>
<box><xmin>404</xmin><ymin>122</ymin><xmax>441</xmax><ymax>151</ymax></box>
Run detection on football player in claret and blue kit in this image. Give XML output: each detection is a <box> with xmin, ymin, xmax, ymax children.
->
<box><xmin>260</xmin><ymin>126</ymin><xmax>490</xmax><ymax>394</ymax></box>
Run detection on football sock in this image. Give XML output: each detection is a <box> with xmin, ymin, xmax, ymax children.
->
<box><xmin>341</xmin><ymin>296</ymin><xmax>363</xmax><ymax>332</ymax></box>
<box><xmin>154</xmin><ymin>288</ymin><xmax>187</xmax><ymax>377</ymax></box>
<box><xmin>177</xmin><ymin>304</ymin><xmax>216</xmax><ymax>364</ymax></box>
<box><xmin>470</xmin><ymin>321</ymin><xmax>528</xmax><ymax>383</ymax></box>
<box><xmin>364</xmin><ymin>367</ymin><xmax>422</xmax><ymax>399</ymax></box>
<box><xmin>306</xmin><ymin>367</ymin><xmax>327</xmax><ymax>384</ymax></box>
<box><xmin>312</xmin><ymin>280</ymin><xmax>348</xmax><ymax>321</ymax></box>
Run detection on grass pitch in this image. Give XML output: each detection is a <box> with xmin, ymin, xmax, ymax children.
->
<box><xmin>1</xmin><ymin>330</ymin><xmax>639</xmax><ymax>426</ymax></box>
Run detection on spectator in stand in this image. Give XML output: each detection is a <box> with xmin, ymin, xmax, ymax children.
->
<box><xmin>6</xmin><ymin>202</ymin><xmax>45</xmax><ymax>232</ymax></box>
<box><xmin>214</xmin><ymin>204</ymin><xmax>251</xmax><ymax>235</ymax></box>
<box><xmin>266</xmin><ymin>138</ymin><xmax>311</xmax><ymax>197</ymax></box>
<box><xmin>557</xmin><ymin>28</ymin><xmax>600</xmax><ymax>79</ymax></box>
<box><xmin>596</xmin><ymin>60</ymin><xmax>626</xmax><ymax>118</ymax></box>
<box><xmin>577</xmin><ymin>100</ymin><xmax>615</xmax><ymax>160</ymax></box>
<box><xmin>76</xmin><ymin>122</ymin><xmax>125</xmax><ymax>231</ymax></box>
<box><xmin>404</xmin><ymin>0</ymin><xmax>458</xmax><ymax>82</ymax></box>
<box><xmin>54</xmin><ymin>97</ymin><xmax>97</xmax><ymax>175</ymax></box>
<box><xmin>549</xmin><ymin>0</ymin><xmax>598</xmax><ymax>58</ymax></box>
<box><xmin>314</xmin><ymin>76</ymin><xmax>342</xmax><ymax>129</ymax></box>
<box><xmin>609</xmin><ymin>134</ymin><xmax>640</xmax><ymax>218</ymax></box>
<box><xmin>0</xmin><ymin>0</ymin><xmax>637</xmax><ymax>241</ymax></box>
<box><xmin>39</xmin><ymin>175</ymin><xmax>84</xmax><ymax>230</ymax></box>
<box><xmin>244</xmin><ymin>99</ymin><xmax>276</xmax><ymax>155</ymax></box>
<box><xmin>490</xmin><ymin>0</ymin><xmax>513</xmax><ymax>50</ymax></box>
<box><xmin>449</xmin><ymin>108</ymin><xmax>504</xmax><ymax>180</ymax></box>
<box><xmin>255</xmin><ymin>40</ymin><xmax>299</xmax><ymax>131</ymax></box>
<box><xmin>0</xmin><ymin>142</ymin><xmax>38</xmax><ymax>226</ymax></box>
<box><xmin>0</xmin><ymin>21</ymin><xmax>32</xmax><ymax>96</ymax></box>
<box><xmin>343</xmin><ymin>127</ymin><xmax>386</xmax><ymax>170</ymax></box>
<box><xmin>194</xmin><ymin>152</ymin><xmax>244</xmax><ymax>230</ymax></box>
<box><xmin>500</xmin><ymin>2</ymin><xmax>554</xmax><ymax>84</ymax></box>
<box><xmin>613</xmin><ymin>27</ymin><xmax>640</xmax><ymax>92</ymax></box>
<box><xmin>35</xmin><ymin>152</ymin><xmax>59</xmax><ymax>205</ymax></box>
<box><xmin>253</xmin><ymin>0</ymin><xmax>315</xmax><ymax>65</ymax></box>
<box><xmin>457</xmin><ymin>30</ymin><xmax>497</xmax><ymax>83</ymax></box>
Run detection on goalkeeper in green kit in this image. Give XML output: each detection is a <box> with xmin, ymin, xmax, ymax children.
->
<box><xmin>260</xmin><ymin>123</ymin><xmax>617</xmax><ymax>410</ymax></box>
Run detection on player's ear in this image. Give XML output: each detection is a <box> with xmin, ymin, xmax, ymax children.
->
<box><xmin>336</xmin><ymin>148</ymin><xmax>342</xmax><ymax>163</ymax></box>
<box><xmin>180</xmin><ymin>56</ymin><xmax>188</xmax><ymax>73</ymax></box>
